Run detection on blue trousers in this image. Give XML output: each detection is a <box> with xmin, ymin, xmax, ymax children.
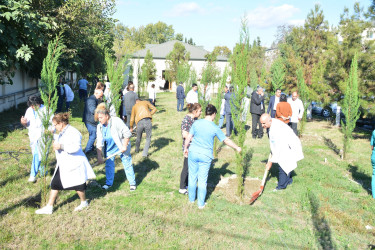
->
<box><xmin>105</xmin><ymin>145</ymin><xmax>136</xmax><ymax>186</ymax></box>
<box><xmin>371</xmin><ymin>152</ymin><xmax>375</xmax><ymax>198</ymax></box>
<box><xmin>177</xmin><ymin>99</ymin><xmax>184</xmax><ymax>111</ymax></box>
<box><xmin>85</xmin><ymin>122</ymin><xmax>97</xmax><ymax>153</ymax></box>
<box><xmin>225</xmin><ymin>113</ymin><xmax>236</xmax><ymax>136</ymax></box>
<box><xmin>188</xmin><ymin>151</ymin><xmax>212</xmax><ymax>207</ymax></box>
<box><xmin>218</xmin><ymin>114</ymin><xmax>225</xmax><ymax>128</ymax></box>
<box><xmin>30</xmin><ymin>143</ymin><xmax>41</xmax><ymax>177</ymax></box>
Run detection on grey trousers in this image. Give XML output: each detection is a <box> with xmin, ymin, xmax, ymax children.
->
<box><xmin>136</xmin><ymin>118</ymin><xmax>152</xmax><ymax>157</ymax></box>
<box><xmin>289</xmin><ymin>122</ymin><xmax>298</xmax><ymax>136</ymax></box>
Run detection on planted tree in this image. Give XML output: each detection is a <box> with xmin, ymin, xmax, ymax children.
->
<box><xmin>230</xmin><ymin>17</ymin><xmax>251</xmax><ymax>198</ymax></box>
<box><xmin>296</xmin><ymin>67</ymin><xmax>309</xmax><ymax>137</ymax></box>
<box><xmin>140</xmin><ymin>49</ymin><xmax>156</xmax><ymax>96</ymax></box>
<box><xmin>176</xmin><ymin>62</ymin><xmax>191</xmax><ymax>88</ymax></box>
<box><xmin>341</xmin><ymin>54</ymin><xmax>360</xmax><ymax>159</ymax></box>
<box><xmin>38</xmin><ymin>36</ymin><xmax>65</xmax><ymax>206</ymax></box>
<box><xmin>165</xmin><ymin>42</ymin><xmax>190</xmax><ymax>87</ymax></box>
<box><xmin>185</xmin><ymin>68</ymin><xmax>197</xmax><ymax>96</ymax></box>
<box><xmin>105</xmin><ymin>52</ymin><xmax>129</xmax><ymax>115</ymax></box>
<box><xmin>270</xmin><ymin>57</ymin><xmax>285</xmax><ymax>93</ymax></box>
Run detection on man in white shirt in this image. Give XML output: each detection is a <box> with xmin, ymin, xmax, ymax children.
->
<box><xmin>64</xmin><ymin>83</ymin><xmax>74</xmax><ymax>110</ymax></box>
<box><xmin>186</xmin><ymin>83</ymin><xmax>198</xmax><ymax>107</ymax></box>
<box><xmin>260</xmin><ymin>113</ymin><xmax>304</xmax><ymax>191</ymax></box>
<box><xmin>287</xmin><ymin>91</ymin><xmax>304</xmax><ymax>136</ymax></box>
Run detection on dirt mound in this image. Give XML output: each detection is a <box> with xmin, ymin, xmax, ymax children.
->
<box><xmin>212</xmin><ymin>174</ymin><xmax>262</xmax><ymax>205</ymax></box>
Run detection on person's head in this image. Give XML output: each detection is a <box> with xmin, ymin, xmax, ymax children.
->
<box><xmin>192</xmin><ymin>83</ymin><xmax>198</xmax><ymax>92</ymax></box>
<box><xmin>135</xmin><ymin>98</ymin><xmax>141</xmax><ymax>104</ymax></box>
<box><xmin>151</xmin><ymin>84</ymin><xmax>155</xmax><ymax>88</ymax></box>
<box><xmin>52</xmin><ymin>112</ymin><xmax>70</xmax><ymax>132</ymax></box>
<box><xmin>188</xmin><ymin>103</ymin><xmax>202</xmax><ymax>118</ymax></box>
<box><xmin>224</xmin><ymin>85</ymin><xmax>228</xmax><ymax>92</ymax></box>
<box><xmin>229</xmin><ymin>86</ymin><xmax>234</xmax><ymax>93</ymax></box>
<box><xmin>275</xmin><ymin>89</ymin><xmax>281</xmax><ymax>97</ymax></box>
<box><xmin>96</xmin><ymin>82</ymin><xmax>105</xmax><ymax>91</ymax></box>
<box><xmin>129</xmin><ymin>84</ymin><xmax>135</xmax><ymax>91</ymax></box>
<box><xmin>256</xmin><ymin>86</ymin><xmax>263</xmax><ymax>95</ymax></box>
<box><xmin>205</xmin><ymin>104</ymin><xmax>217</xmax><ymax>117</ymax></box>
<box><xmin>94</xmin><ymin>89</ymin><xmax>104</xmax><ymax>100</ymax></box>
<box><xmin>59</xmin><ymin>76</ymin><xmax>64</xmax><ymax>83</ymax></box>
<box><xmin>179</xmin><ymin>81</ymin><xmax>183</xmax><ymax>85</ymax></box>
<box><xmin>27</xmin><ymin>96</ymin><xmax>43</xmax><ymax>110</ymax></box>
<box><xmin>292</xmin><ymin>91</ymin><xmax>298</xmax><ymax>101</ymax></box>
<box><xmin>94</xmin><ymin>103</ymin><xmax>110</xmax><ymax>125</ymax></box>
<box><xmin>280</xmin><ymin>94</ymin><xmax>287</xmax><ymax>102</ymax></box>
<box><xmin>260</xmin><ymin>113</ymin><xmax>272</xmax><ymax>129</ymax></box>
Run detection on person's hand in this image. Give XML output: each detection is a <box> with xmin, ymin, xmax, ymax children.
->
<box><xmin>53</xmin><ymin>142</ymin><xmax>61</xmax><ymax>151</ymax></box>
<box><xmin>97</xmin><ymin>157</ymin><xmax>105</xmax><ymax>164</ymax></box>
<box><xmin>266</xmin><ymin>161</ymin><xmax>272</xmax><ymax>171</ymax></box>
<box><xmin>298</xmin><ymin>118</ymin><xmax>302</xmax><ymax>121</ymax></box>
<box><xmin>236</xmin><ymin>146</ymin><xmax>241</xmax><ymax>153</ymax></box>
<box><xmin>130</xmin><ymin>128</ymin><xmax>133</xmax><ymax>133</ymax></box>
<box><xmin>120</xmin><ymin>146</ymin><xmax>127</xmax><ymax>153</ymax></box>
<box><xmin>183</xmin><ymin>148</ymin><xmax>189</xmax><ymax>158</ymax></box>
<box><xmin>20</xmin><ymin>116</ymin><xmax>28</xmax><ymax>126</ymax></box>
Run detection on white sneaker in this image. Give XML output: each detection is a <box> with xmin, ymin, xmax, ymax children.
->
<box><xmin>179</xmin><ymin>189</ymin><xmax>188</xmax><ymax>195</ymax></box>
<box><xmin>198</xmin><ymin>203</ymin><xmax>207</xmax><ymax>209</ymax></box>
<box><xmin>35</xmin><ymin>205</ymin><xmax>53</xmax><ymax>215</ymax></box>
<box><xmin>28</xmin><ymin>176</ymin><xmax>36</xmax><ymax>182</ymax></box>
<box><xmin>102</xmin><ymin>184</ymin><xmax>112</xmax><ymax>190</ymax></box>
<box><xmin>74</xmin><ymin>201</ymin><xmax>88</xmax><ymax>211</ymax></box>
<box><xmin>130</xmin><ymin>185</ymin><xmax>137</xmax><ymax>191</ymax></box>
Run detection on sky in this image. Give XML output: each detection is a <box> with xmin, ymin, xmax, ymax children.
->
<box><xmin>114</xmin><ymin>0</ymin><xmax>372</xmax><ymax>51</ymax></box>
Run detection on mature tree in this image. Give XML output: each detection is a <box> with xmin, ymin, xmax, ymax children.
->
<box><xmin>213</xmin><ymin>46</ymin><xmax>232</xmax><ymax>57</ymax></box>
<box><xmin>139</xmin><ymin>50</ymin><xmax>156</xmax><ymax>95</ymax></box>
<box><xmin>296</xmin><ymin>67</ymin><xmax>309</xmax><ymax>136</ymax></box>
<box><xmin>175</xmin><ymin>33</ymin><xmax>184</xmax><ymax>41</ymax></box>
<box><xmin>270</xmin><ymin>57</ymin><xmax>285</xmax><ymax>93</ymax></box>
<box><xmin>165</xmin><ymin>42</ymin><xmax>190</xmax><ymax>85</ymax></box>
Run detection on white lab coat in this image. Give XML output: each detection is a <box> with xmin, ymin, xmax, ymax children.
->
<box><xmin>52</xmin><ymin>125</ymin><xmax>96</xmax><ymax>188</ymax></box>
<box><xmin>64</xmin><ymin>84</ymin><xmax>74</xmax><ymax>102</ymax></box>
<box><xmin>287</xmin><ymin>98</ymin><xmax>304</xmax><ymax>123</ymax></box>
<box><xmin>186</xmin><ymin>89</ymin><xmax>198</xmax><ymax>104</ymax></box>
<box><xmin>269</xmin><ymin>119</ymin><xmax>304</xmax><ymax>174</ymax></box>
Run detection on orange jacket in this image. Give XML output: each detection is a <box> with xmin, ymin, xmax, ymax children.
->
<box><xmin>130</xmin><ymin>101</ymin><xmax>157</xmax><ymax>128</ymax></box>
<box><xmin>276</xmin><ymin>102</ymin><xmax>292</xmax><ymax>123</ymax></box>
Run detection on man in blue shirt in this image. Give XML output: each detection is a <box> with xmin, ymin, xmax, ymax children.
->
<box><xmin>176</xmin><ymin>82</ymin><xmax>185</xmax><ymax>111</ymax></box>
<box><xmin>78</xmin><ymin>76</ymin><xmax>89</xmax><ymax>101</ymax></box>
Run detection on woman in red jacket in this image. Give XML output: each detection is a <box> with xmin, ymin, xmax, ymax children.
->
<box><xmin>276</xmin><ymin>94</ymin><xmax>292</xmax><ymax>124</ymax></box>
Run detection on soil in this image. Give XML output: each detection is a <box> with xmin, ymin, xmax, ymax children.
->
<box><xmin>211</xmin><ymin>174</ymin><xmax>263</xmax><ymax>206</ymax></box>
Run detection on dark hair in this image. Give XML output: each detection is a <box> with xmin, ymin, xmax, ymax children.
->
<box><xmin>188</xmin><ymin>103</ymin><xmax>201</xmax><ymax>113</ymax></box>
<box><xmin>52</xmin><ymin>112</ymin><xmax>70</xmax><ymax>125</ymax></box>
<box><xmin>96</xmin><ymin>82</ymin><xmax>105</xmax><ymax>90</ymax></box>
<box><xmin>229</xmin><ymin>86</ymin><xmax>234</xmax><ymax>92</ymax></box>
<box><xmin>128</xmin><ymin>81</ymin><xmax>133</xmax><ymax>85</ymax></box>
<box><xmin>27</xmin><ymin>95</ymin><xmax>43</xmax><ymax>107</ymax></box>
<box><xmin>151</xmin><ymin>84</ymin><xmax>155</xmax><ymax>88</ymax></box>
<box><xmin>280</xmin><ymin>94</ymin><xmax>287</xmax><ymax>102</ymax></box>
<box><xmin>205</xmin><ymin>104</ymin><xmax>217</xmax><ymax>116</ymax></box>
<box><xmin>276</xmin><ymin>88</ymin><xmax>281</xmax><ymax>92</ymax></box>
<box><xmin>192</xmin><ymin>83</ymin><xmax>198</xmax><ymax>88</ymax></box>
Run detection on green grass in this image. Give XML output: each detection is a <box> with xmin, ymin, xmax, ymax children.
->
<box><xmin>0</xmin><ymin>92</ymin><xmax>374</xmax><ymax>248</ymax></box>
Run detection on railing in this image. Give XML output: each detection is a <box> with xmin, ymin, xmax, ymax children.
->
<box><xmin>0</xmin><ymin>87</ymin><xmax>39</xmax><ymax>109</ymax></box>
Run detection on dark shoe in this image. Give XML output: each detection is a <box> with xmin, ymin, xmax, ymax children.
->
<box><xmin>252</xmin><ymin>135</ymin><xmax>257</xmax><ymax>139</ymax></box>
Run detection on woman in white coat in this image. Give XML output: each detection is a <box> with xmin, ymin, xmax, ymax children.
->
<box><xmin>35</xmin><ymin>113</ymin><xmax>96</xmax><ymax>214</ymax></box>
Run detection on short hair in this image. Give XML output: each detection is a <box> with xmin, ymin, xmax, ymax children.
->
<box><xmin>128</xmin><ymin>81</ymin><xmax>133</xmax><ymax>85</ymax></box>
<box><xmin>257</xmin><ymin>86</ymin><xmax>263</xmax><ymax>91</ymax></box>
<box><xmin>27</xmin><ymin>95</ymin><xmax>43</xmax><ymax>107</ymax></box>
<box><xmin>280</xmin><ymin>94</ymin><xmax>287</xmax><ymax>102</ymax></box>
<box><xmin>229</xmin><ymin>86</ymin><xmax>234</xmax><ymax>92</ymax></box>
<box><xmin>96</xmin><ymin>82</ymin><xmax>105</xmax><ymax>90</ymax></box>
<box><xmin>205</xmin><ymin>104</ymin><xmax>217</xmax><ymax>116</ymax></box>
<box><xmin>276</xmin><ymin>89</ymin><xmax>281</xmax><ymax>92</ymax></box>
<box><xmin>52</xmin><ymin>112</ymin><xmax>70</xmax><ymax>125</ymax></box>
<box><xmin>151</xmin><ymin>84</ymin><xmax>155</xmax><ymax>88</ymax></box>
<box><xmin>94</xmin><ymin>103</ymin><xmax>110</xmax><ymax>121</ymax></box>
<box><xmin>188</xmin><ymin>103</ymin><xmax>201</xmax><ymax>113</ymax></box>
<box><xmin>129</xmin><ymin>84</ymin><xmax>135</xmax><ymax>91</ymax></box>
<box><xmin>192</xmin><ymin>83</ymin><xmax>198</xmax><ymax>88</ymax></box>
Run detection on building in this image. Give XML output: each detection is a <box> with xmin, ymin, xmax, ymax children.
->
<box><xmin>131</xmin><ymin>40</ymin><xmax>229</xmax><ymax>93</ymax></box>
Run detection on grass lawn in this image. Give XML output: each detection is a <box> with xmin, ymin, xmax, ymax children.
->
<box><xmin>0</xmin><ymin>92</ymin><xmax>374</xmax><ymax>249</ymax></box>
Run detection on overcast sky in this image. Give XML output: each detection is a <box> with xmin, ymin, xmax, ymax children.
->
<box><xmin>114</xmin><ymin>0</ymin><xmax>372</xmax><ymax>51</ymax></box>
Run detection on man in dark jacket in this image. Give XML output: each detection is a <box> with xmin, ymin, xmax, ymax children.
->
<box><xmin>224</xmin><ymin>86</ymin><xmax>237</xmax><ymax>137</ymax></box>
<box><xmin>56</xmin><ymin>77</ymin><xmax>66</xmax><ymax>113</ymax></box>
<box><xmin>176</xmin><ymin>82</ymin><xmax>185</xmax><ymax>111</ymax></box>
<box><xmin>267</xmin><ymin>89</ymin><xmax>281</xmax><ymax>118</ymax></box>
<box><xmin>83</xmin><ymin>89</ymin><xmax>103</xmax><ymax>153</ymax></box>
<box><xmin>122</xmin><ymin>84</ymin><xmax>138</xmax><ymax>127</ymax></box>
<box><xmin>250</xmin><ymin>86</ymin><xmax>265</xmax><ymax>139</ymax></box>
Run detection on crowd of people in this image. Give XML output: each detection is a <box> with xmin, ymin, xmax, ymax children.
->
<box><xmin>20</xmin><ymin>78</ymin><xmax>374</xmax><ymax>214</ymax></box>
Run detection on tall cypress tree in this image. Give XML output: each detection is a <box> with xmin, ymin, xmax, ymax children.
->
<box><xmin>270</xmin><ymin>57</ymin><xmax>285</xmax><ymax>93</ymax></box>
<box><xmin>296</xmin><ymin>67</ymin><xmax>309</xmax><ymax>137</ymax></box>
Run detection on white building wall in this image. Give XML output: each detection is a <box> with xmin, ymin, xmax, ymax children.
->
<box><xmin>0</xmin><ymin>69</ymin><xmax>40</xmax><ymax>112</ymax></box>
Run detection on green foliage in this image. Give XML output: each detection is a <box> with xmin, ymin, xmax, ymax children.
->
<box><xmin>212</xmin><ymin>46</ymin><xmax>232</xmax><ymax>58</ymax></box>
<box><xmin>296</xmin><ymin>67</ymin><xmax>309</xmax><ymax>137</ymax></box>
<box><xmin>105</xmin><ymin>53</ymin><xmax>129</xmax><ymax>115</ymax></box>
<box><xmin>270</xmin><ymin>57</ymin><xmax>285</xmax><ymax>93</ymax></box>
<box><xmin>249</xmin><ymin>67</ymin><xmax>258</xmax><ymax>89</ymax></box>
<box><xmin>165</xmin><ymin>42</ymin><xmax>190</xmax><ymax>85</ymax></box>
<box><xmin>141</xmin><ymin>50</ymin><xmax>157</xmax><ymax>82</ymax></box>
<box><xmin>38</xmin><ymin>36</ymin><xmax>65</xmax><ymax>206</ymax></box>
<box><xmin>176</xmin><ymin>62</ymin><xmax>191</xmax><ymax>85</ymax></box>
<box><xmin>185</xmin><ymin>68</ymin><xmax>197</xmax><ymax>96</ymax></box>
<box><xmin>230</xmin><ymin>17</ymin><xmax>251</xmax><ymax>198</ymax></box>
<box><xmin>341</xmin><ymin>54</ymin><xmax>360</xmax><ymax>159</ymax></box>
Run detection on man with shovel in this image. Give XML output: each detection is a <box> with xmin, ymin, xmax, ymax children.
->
<box><xmin>260</xmin><ymin>113</ymin><xmax>304</xmax><ymax>191</ymax></box>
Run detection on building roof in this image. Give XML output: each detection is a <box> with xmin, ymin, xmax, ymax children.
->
<box><xmin>132</xmin><ymin>40</ymin><xmax>228</xmax><ymax>62</ymax></box>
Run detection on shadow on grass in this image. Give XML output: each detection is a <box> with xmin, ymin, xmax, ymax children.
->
<box><xmin>348</xmin><ymin>164</ymin><xmax>372</xmax><ymax>195</ymax></box>
<box><xmin>308</xmin><ymin>191</ymin><xmax>336</xmax><ymax>249</ymax></box>
<box><xmin>206</xmin><ymin>161</ymin><xmax>234</xmax><ymax>201</ymax></box>
<box><xmin>134</xmin><ymin>158</ymin><xmax>160</xmax><ymax>186</ymax></box>
<box><xmin>149</xmin><ymin>137</ymin><xmax>175</xmax><ymax>156</ymax></box>
<box><xmin>322</xmin><ymin>136</ymin><xmax>341</xmax><ymax>156</ymax></box>
<box><xmin>0</xmin><ymin>172</ymin><xmax>29</xmax><ymax>187</ymax></box>
<box><xmin>0</xmin><ymin>191</ymin><xmax>41</xmax><ymax>216</ymax></box>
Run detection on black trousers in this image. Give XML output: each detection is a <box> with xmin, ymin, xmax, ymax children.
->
<box><xmin>277</xmin><ymin>165</ymin><xmax>293</xmax><ymax>189</ymax></box>
<box><xmin>180</xmin><ymin>157</ymin><xmax>188</xmax><ymax>189</ymax></box>
<box><xmin>289</xmin><ymin>122</ymin><xmax>298</xmax><ymax>136</ymax></box>
<box><xmin>251</xmin><ymin>113</ymin><xmax>263</xmax><ymax>137</ymax></box>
